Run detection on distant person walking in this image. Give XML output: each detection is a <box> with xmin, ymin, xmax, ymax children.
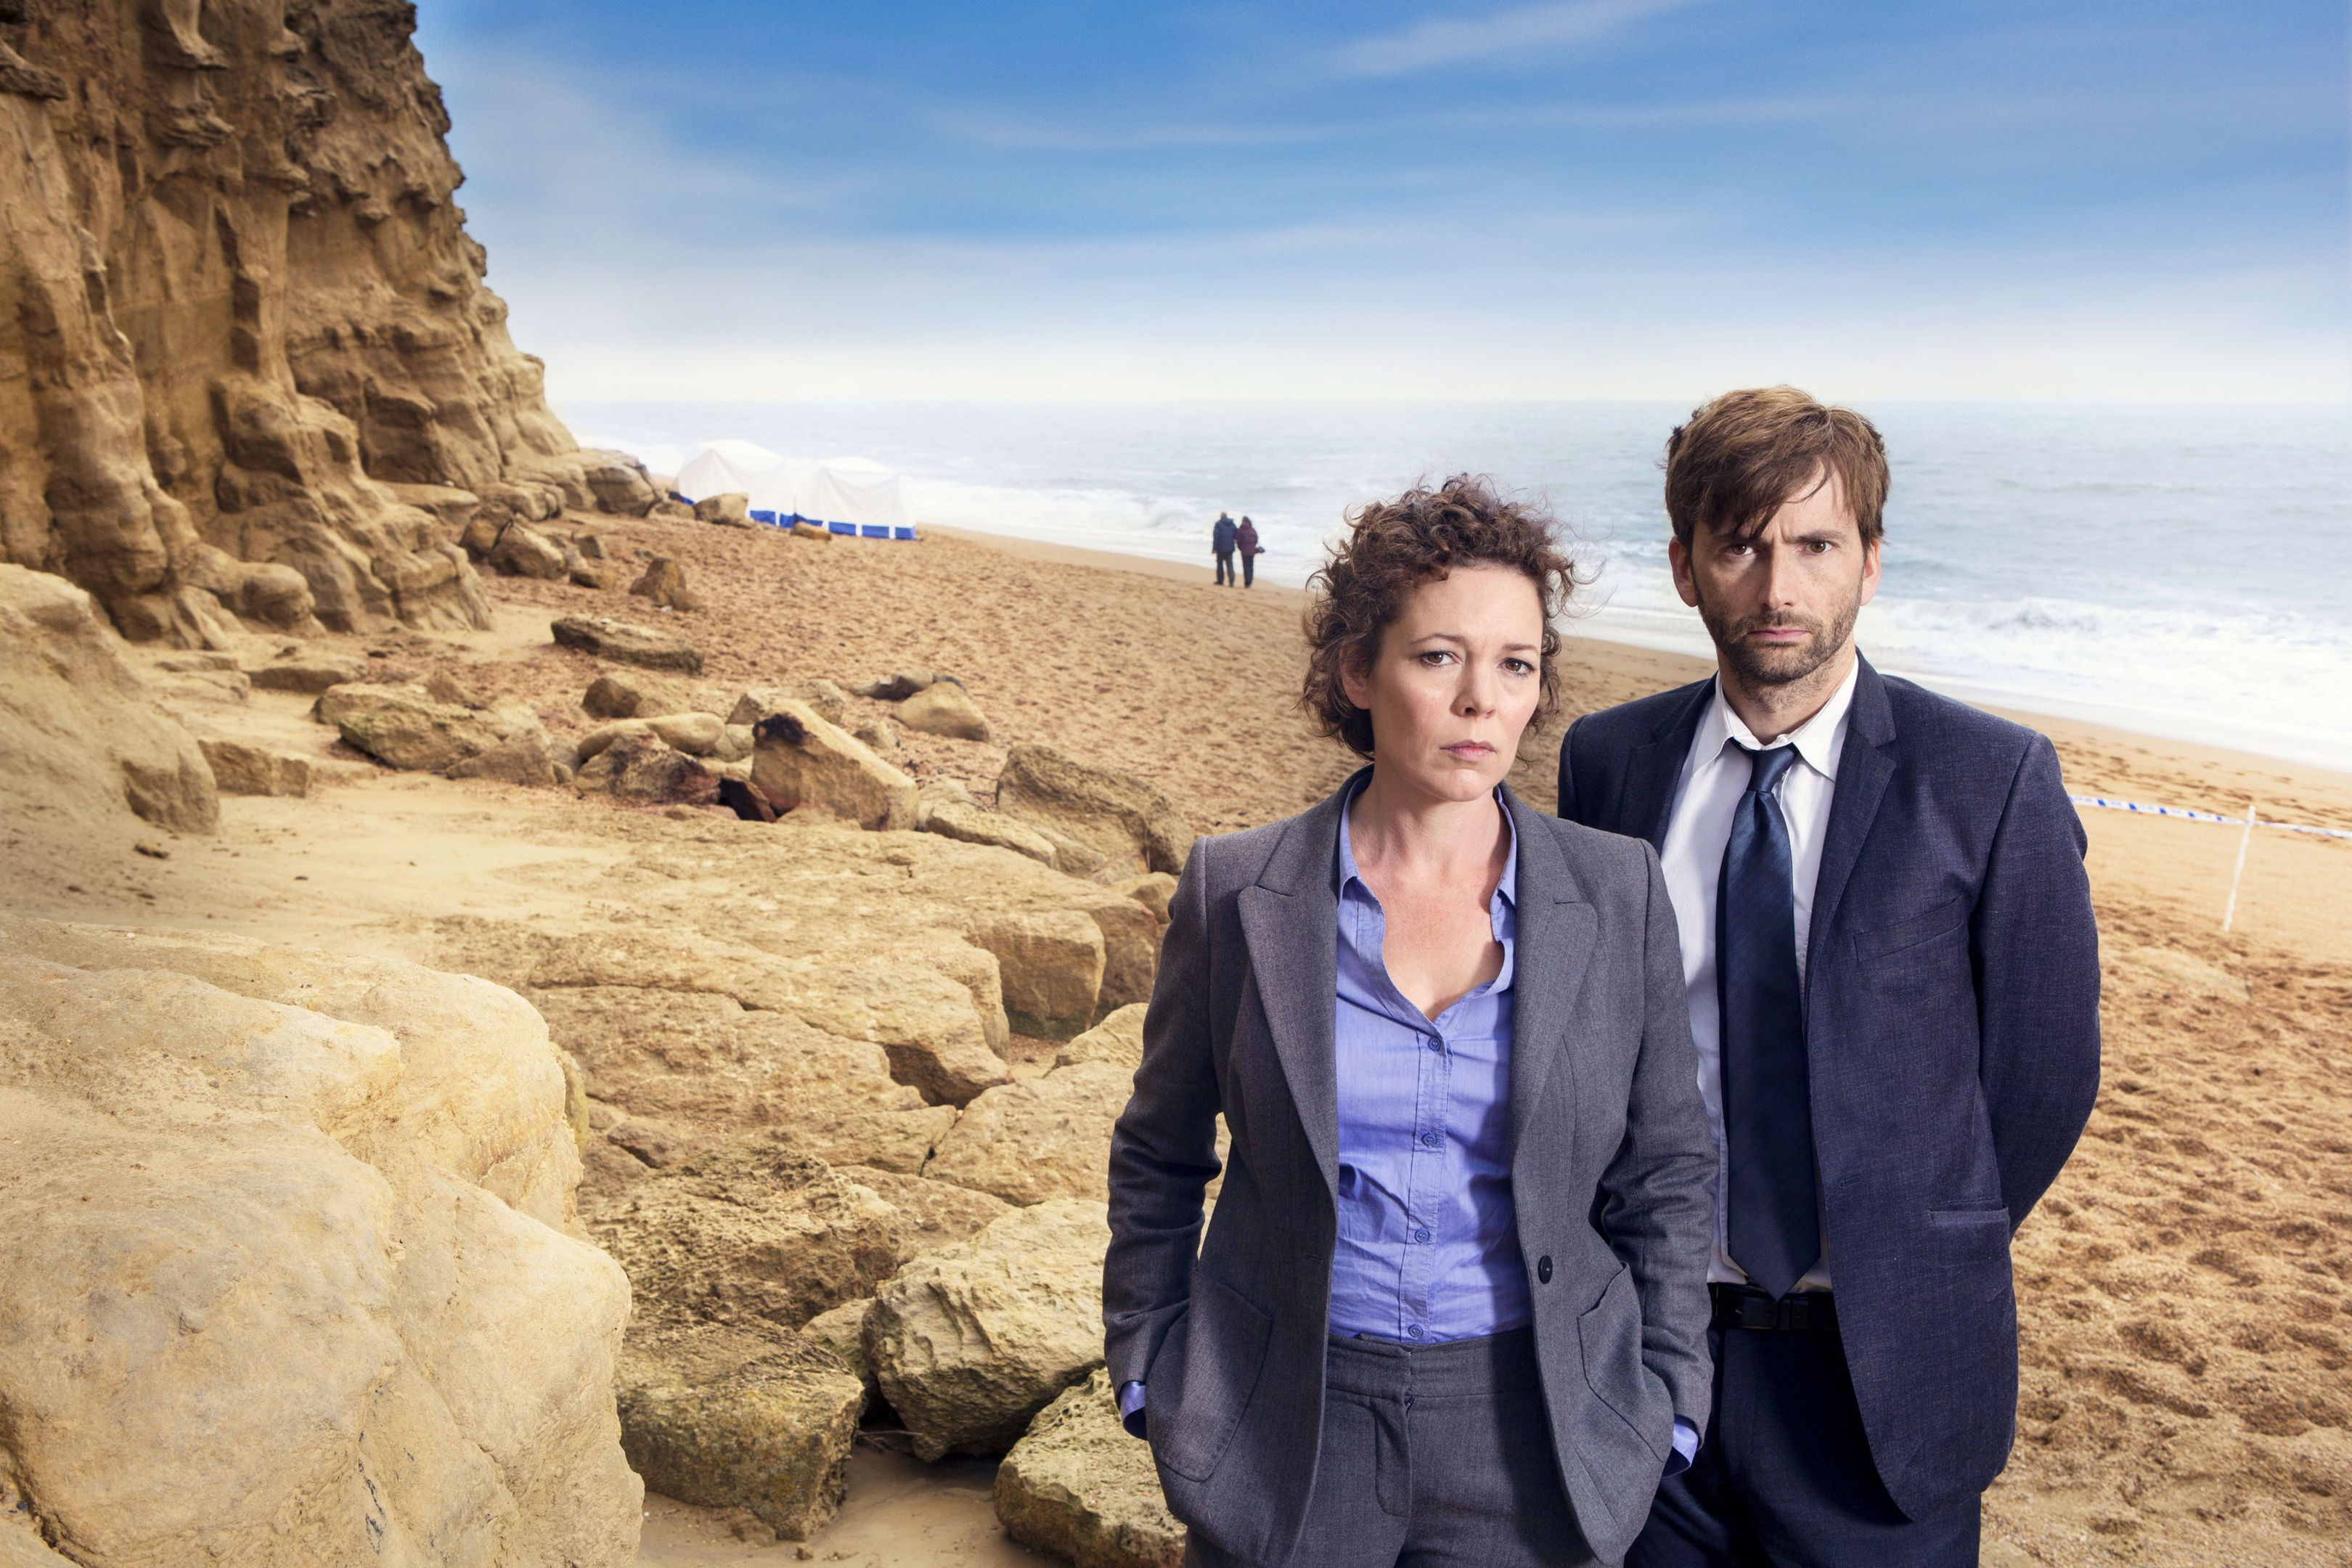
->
<box><xmin>1236</xmin><ymin>516</ymin><xmax>1262</xmax><ymax>587</ymax></box>
<box><xmin>1212</xmin><ymin>512</ymin><xmax>1238</xmax><ymax>586</ymax></box>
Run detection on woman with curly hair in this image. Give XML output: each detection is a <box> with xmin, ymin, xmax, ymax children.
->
<box><xmin>1104</xmin><ymin>475</ymin><xmax>1716</xmax><ymax>1568</ymax></box>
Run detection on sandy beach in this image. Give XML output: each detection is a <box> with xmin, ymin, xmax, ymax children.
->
<box><xmin>15</xmin><ymin>514</ymin><xmax>2348</xmax><ymax>1568</ymax></box>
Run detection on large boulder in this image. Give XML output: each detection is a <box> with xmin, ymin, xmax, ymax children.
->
<box><xmin>996</xmin><ymin>744</ymin><xmax>1193</xmax><ymax>878</ymax></box>
<box><xmin>749</xmin><ymin>703</ymin><xmax>919</xmax><ymax>831</ymax></box>
<box><xmin>583</xmin><ymin>669</ymin><xmax>694</xmax><ymax>719</ymax></box>
<box><xmin>0</xmin><ymin>920</ymin><xmax>634</xmax><ymax>1567</ymax></box>
<box><xmin>314</xmin><ymin>682</ymin><xmax>506</xmax><ymax>771</ymax></box>
<box><xmin>1055</xmin><ymin>1004</ymin><xmax>1149</xmax><ymax>1071</ymax></box>
<box><xmin>863</xmin><ymin>1200</ymin><xmax>1111</xmax><ymax>1459</ymax></box>
<box><xmin>629</xmin><ymin>556</ymin><xmax>701</xmax><ymax>612</ymax></box>
<box><xmin>574</xmin><ymin>732</ymin><xmax>717</xmax><ymax>806</ymax></box>
<box><xmin>448</xmin><ymin>727</ymin><xmax>560</xmax><ymax>788</ymax></box>
<box><xmin>693</xmin><ymin>493</ymin><xmax>754</xmax><ymax>528</ymax></box>
<box><xmin>248</xmin><ymin>653</ymin><xmax>371</xmax><ymax>694</ymax></box>
<box><xmin>0</xmin><ymin>565</ymin><xmax>218</xmax><ymax>836</ymax></box>
<box><xmin>926</xmin><ymin>1061</ymin><xmax>1132</xmax><ymax>1206</ymax></box>
<box><xmin>616</xmin><ymin>1324</ymin><xmax>864</xmax><ymax>1541</ymax></box>
<box><xmin>197</xmin><ymin>738</ymin><xmax>314</xmax><ymax>798</ymax></box>
<box><xmin>581</xmin><ymin>449</ymin><xmax>659</xmax><ymax>518</ymax></box>
<box><xmin>921</xmin><ymin>799</ymin><xmax>1058</xmax><ymax>866</ymax></box>
<box><xmin>551</xmin><ymin>616</ymin><xmax>705</xmax><ymax>674</ymax></box>
<box><xmin>996</xmin><ymin>1369</ymin><xmax>1185</xmax><ymax>1568</ymax></box>
<box><xmin>490</xmin><ymin>521</ymin><xmax>569</xmax><ymax>580</ymax></box>
<box><xmin>897</xmin><ymin>682</ymin><xmax>991</xmax><ymax>742</ymax></box>
<box><xmin>971</xmin><ymin>910</ymin><xmax>1106</xmax><ymax>1039</ymax></box>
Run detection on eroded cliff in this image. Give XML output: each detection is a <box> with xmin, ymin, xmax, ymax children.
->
<box><xmin>0</xmin><ymin>0</ymin><xmax>626</xmax><ymax>644</ymax></box>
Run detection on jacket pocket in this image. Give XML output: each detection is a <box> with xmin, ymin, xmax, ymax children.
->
<box><xmin>1576</xmin><ymin>1265</ymin><xmax>1672</xmax><ymax>1461</ymax></box>
<box><xmin>1853</xmin><ymin>897</ymin><xmax>1969</xmax><ymax>960</ymax></box>
<box><xmin>1151</xmin><ymin>1269</ymin><xmax>1272</xmax><ymax>1483</ymax></box>
<box><xmin>1929</xmin><ymin>1203</ymin><xmax>2012</xmax><ymax>1267</ymax></box>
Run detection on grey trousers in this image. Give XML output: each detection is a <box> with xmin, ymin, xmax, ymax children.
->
<box><xmin>1186</xmin><ymin>1327</ymin><xmax>1596</xmax><ymax>1568</ymax></box>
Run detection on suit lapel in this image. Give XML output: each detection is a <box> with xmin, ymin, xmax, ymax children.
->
<box><xmin>1236</xmin><ymin>776</ymin><xmax>1352</xmax><ymax>1192</ymax></box>
<box><xmin>1504</xmin><ymin>791</ymin><xmax>1598</xmax><ymax>1158</ymax></box>
<box><xmin>1614</xmin><ymin>680</ymin><xmax>1712</xmax><ymax>849</ymax></box>
<box><xmin>1806</xmin><ymin>656</ymin><xmax>1898</xmax><ymax>992</ymax></box>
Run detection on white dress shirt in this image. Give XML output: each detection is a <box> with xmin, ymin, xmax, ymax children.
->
<box><xmin>1658</xmin><ymin>661</ymin><xmax>1859</xmax><ymax>1292</ymax></box>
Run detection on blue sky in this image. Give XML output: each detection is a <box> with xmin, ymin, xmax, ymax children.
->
<box><xmin>414</xmin><ymin>1</ymin><xmax>2348</xmax><ymax>401</ymax></box>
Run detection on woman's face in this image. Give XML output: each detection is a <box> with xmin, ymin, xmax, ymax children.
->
<box><xmin>1340</xmin><ymin>563</ymin><xmax>1546</xmax><ymax>803</ymax></box>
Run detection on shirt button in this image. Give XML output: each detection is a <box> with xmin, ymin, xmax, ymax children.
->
<box><xmin>1419</xmin><ymin>1132</ymin><xmax>1441</xmax><ymax>1148</ymax></box>
<box><xmin>1426</xmin><ymin>1038</ymin><xmax>1442</xmax><ymax>1053</ymax></box>
<box><xmin>1405</xmin><ymin>1324</ymin><xmax>1424</xmax><ymax>1340</ymax></box>
<box><xmin>1413</xmin><ymin>1228</ymin><xmax>1431</xmax><ymax>1244</ymax></box>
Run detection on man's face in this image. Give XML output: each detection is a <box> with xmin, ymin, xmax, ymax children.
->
<box><xmin>1668</xmin><ymin>470</ymin><xmax>1881</xmax><ymax>689</ymax></box>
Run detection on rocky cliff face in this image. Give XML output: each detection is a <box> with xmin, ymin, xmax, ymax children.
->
<box><xmin>0</xmin><ymin>0</ymin><xmax>611</xmax><ymax>644</ymax></box>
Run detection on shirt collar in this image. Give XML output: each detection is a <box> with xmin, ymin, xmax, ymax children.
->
<box><xmin>1337</xmin><ymin>772</ymin><xmax>1519</xmax><ymax>918</ymax></box>
<box><xmin>1698</xmin><ymin>658</ymin><xmax>1861</xmax><ymax>783</ymax></box>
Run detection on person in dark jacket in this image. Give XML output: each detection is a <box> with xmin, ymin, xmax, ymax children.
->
<box><xmin>1107</xmin><ymin>477</ymin><xmax>1716</xmax><ymax>1568</ymax></box>
<box><xmin>1236</xmin><ymin>516</ymin><xmax>1262</xmax><ymax>587</ymax></box>
<box><xmin>1213</xmin><ymin>512</ymin><xmax>1238</xmax><ymax>585</ymax></box>
<box><xmin>1557</xmin><ymin>387</ymin><xmax>2101</xmax><ymax>1567</ymax></box>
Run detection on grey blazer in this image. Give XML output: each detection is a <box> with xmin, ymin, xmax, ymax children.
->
<box><xmin>1103</xmin><ymin>773</ymin><xmax>1716</xmax><ymax>1568</ymax></box>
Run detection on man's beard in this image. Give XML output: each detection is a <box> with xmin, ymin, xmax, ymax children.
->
<box><xmin>1695</xmin><ymin>587</ymin><xmax>1863</xmax><ymax>689</ymax></box>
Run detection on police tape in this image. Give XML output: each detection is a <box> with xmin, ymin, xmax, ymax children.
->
<box><xmin>2069</xmin><ymin>795</ymin><xmax>2352</xmax><ymax>842</ymax></box>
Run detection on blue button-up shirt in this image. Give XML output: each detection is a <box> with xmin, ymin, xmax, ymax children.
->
<box><xmin>1328</xmin><ymin>783</ymin><xmax>1530</xmax><ymax>1342</ymax></box>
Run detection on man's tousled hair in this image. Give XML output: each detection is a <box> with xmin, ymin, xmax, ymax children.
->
<box><xmin>1665</xmin><ymin>386</ymin><xmax>1889</xmax><ymax>550</ymax></box>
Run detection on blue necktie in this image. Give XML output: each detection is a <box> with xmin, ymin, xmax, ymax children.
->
<box><xmin>1718</xmin><ymin>742</ymin><xmax>1819</xmax><ymax>1299</ymax></box>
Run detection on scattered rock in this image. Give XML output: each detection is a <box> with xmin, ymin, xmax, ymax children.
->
<box><xmin>573</xmin><ymin>531</ymin><xmax>611</xmax><ymax>560</ymax></box>
<box><xmin>1118</xmin><ymin>873</ymin><xmax>1179</xmax><ymax>925</ymax></box>
<box><xmin>796</xmin><ymin>680</ymin><xmax>852</xmax><ymax>727</ymax></box>
<box><xmin>581</xmin><ymin>450</ymin><xmax>660</xmax><ymax>518</ymax></box>
<box><xmin>799</xmin><ymin>1300</ymin><xmax>877</xmax><ymax>1399</ymax></box>
<box><xmin>552</xmin><ymin>616</ymin><xmax>705</xmax><ymax>674</ymax></box>
<box><xmin>629</xmin><ymin>556</ymin><xmax>702</xmax><ymax>612</ymax></box>
<box><xmin>197</xmin><ymin>738</ymin><xmax>314</xmax><ymax>798</ymax></box>
<box><xmin>422</xmin><ymin>668</ymin><xmax>485</xmax><ymax>709</ymax></box>
<box><xmin>715</xmin><ymin>724</ymin><xmax>756</xmax><ymax>762</ymax></box>
<box><xmin>926</xmin><ymin>1062</ymin><xmax>1132</xmax><ymax>1206</ymax></box>
<box><xmin>1055</xmin><ymin>1005</ymin><xmax>1148</xmax><ymax>1071</ymax></box>
<box><xmin>920</xmin><ymin>799</ymin><xmax>1058</xmax><ymax>867</ymax></box>
<box><xmin>248</xmin><ymin>654</ymin><xmax>369</xmax><ymax>694</ymax></box>
<box><xmin>852</xmin><ymin>718</ymin><xmax>898</xmax><ymax>750</ymax></box>
<box><xmin>0</xmin><ymin>565</ymin><xmax>218</xmax><ymax>836</ymax></box>
<box><xmin>448</xmin><ymin>727</ymin><xmax>560</xmax><ymax>787</ymax></box>
<box><xmin>749</xmin><ymin>704</ymin><xmax>920</xmax><ymax>832</ymax></box>
<box><xmin>584</xmin><ymin>669</ymin><xmax>694</xmax><ymax>720</ymax></box>
<box><xmin>854</xmin><ymin>670</ymin><xmax>937</xmax><ymax>702</ymax></box>
<box><xmin>491</xmin><ymin>520</ymin><xmax>570</xmax><ymax>580</ymax></box>
<box><xmin>575</xmin><ymin>732</ymin><xmax>718</xmax><ymax>806</ymax></box>
<box><xmin>616</xmin><ymin>1323</ymin><xmax>863</xmax><ymax>1541</ymax></box>
<box><xmin>314</xmin><ymin>682</ymin><xmax>505</xmax><ymax>771</ymax></box>
<box><xmin>694</xmin><ymin>494</ymin><xmax>754</xmax><ymax>528</ymax></box>
<box><xmin>897</xmin><ymin>682</ymin><xmax>992</xmax><ymax>742</ymax></box>
<box><xmin>996</xmin><ymin>1369</ymin><xmax>1185</xmax><ymax>1568</ymax></box>
<box><xmin>648</xmin><ymin>711</ymin><xmax>726</xmax><ymax>756</ymax></box>
<box><xmin>997</xmin><ymin>744</ymin><xmax>1194</xmax><ymax>878</ymax></box>
<box><xmin>567</xmin><ymin>548</ymin><xmax>614</xmax><ymax>589</ymax></box>
<box><xmin>576</xmin><ymin>719</ymin><xmax>653</xmax><ymax>762</ymax></box>
<box><xmin>790</xmin><ymin>522</ymin><xmax>831</xmax><ymax>542</ymax></box>
<box><xmin>1085</xmin><ymin>899</ymin><xmax>1165</xmax><ymax>1019</ymax></box>
<box><xmin>971</xmin><ymin>910</ymin><xmax>1106</xmax><ymax>1039</ymax></box>
<box><xmin>864</xmin><ymin>1200</ymin><xmax>1112</xmax><ymax>1460</ymax></box>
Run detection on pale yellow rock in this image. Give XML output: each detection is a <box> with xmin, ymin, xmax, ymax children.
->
<box><xmin>1055</xmin><ymin>1004</ymin><xmax>1149</xmax><ymax>1071</ymax></box>
<box><xmin>800</xmin><ymin>1299</ymin><xmax>878</xmax><ymax>1397</ymax></box>
<box><xmin>197</xmin><ymin>737</ymin><xmax>314</xmax><ymax>798</ymax></box>
<box><xmin>647</xmin><ymin>711</ymin><xmax>725</xmax><ymax>756</ymax></box>
<box><xmin>864</xmin><ymin>1199</ymin><xmax>1111</xmax><ymax>1459</ymax></box>
<box><xmin>0</xmin><ymin>921</ymin><xmax>637</xmax><ymax>1567</ymax></box>
<box><xmin>315</xmin><ymin>682</ymin><xmax>506</xmax><ymax>772</ymax></box>
<box><xmin>972</xmin><ymin>909</ymin><xmax>1107</xmax><ymax>1039</ymax></box>
<box><xmin>996</xmin><ymin>743</ymin><xmax>1194</xmax><ymax>879</ymax></box>
<box><xmin>749</xmin><ymin>701</ymin><xmax>920</xmax><ymax>832</ymax></box>
<box><xmin>921</xmin><ymin>799</ymin><xmax>1058</xmax><ymax>866</ymax></box>
<box><xmin>926</xmin><ymin>1061</ymin><xmax>1132</xmax><ymax>1206</ymax></box>
<box><xmin>1119</xmin><ymin>873</ymin><xmax>1180</xmax><ymax>925</ymax></box>
<box><xmin>996</xmin><ymin>1369</ymin><xmax>1185</xmax><ymax>1568</ymax></box>
<box><xmin>0</xmin><ymin>565</ymin><xmax>218</xmax><ymax>835</ymax></box>
<box><xmin>897</xmin><ymin>682</ymin><xmax>992</xmax><ymax>742</ymax></box>
<box><xmin>576</xmin><ymin>717</ymin><xmax>653</xmax><ymax>761</ymax></box>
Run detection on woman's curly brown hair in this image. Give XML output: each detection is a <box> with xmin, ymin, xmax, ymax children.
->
<box><xmin>1301</xmin><ymin>475</ymin><xmax>1579</xmax><ymax>759</ymax></box>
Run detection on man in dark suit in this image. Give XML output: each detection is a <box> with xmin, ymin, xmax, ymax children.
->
<box><xmin>1556</xmin><ymin>387</ymin><xmax>2102</xmax><ymax>1566</ymax></box>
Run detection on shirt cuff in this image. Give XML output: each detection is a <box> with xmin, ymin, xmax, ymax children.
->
<box><xmin>1118</xmin><ymin>1380</ymin><xmax>1148</xmax><ymax>1440</ymax></box>
<box><xmin>1665</xmin><ymin>1416</ymin><xmax>1699</xmax><ymax>1477</ymax></box>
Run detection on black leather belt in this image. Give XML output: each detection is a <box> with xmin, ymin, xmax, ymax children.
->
<box><xmin>1711</xmin><ymin>1283</ymin><xmax>1839</xmax><ymax>1333</ymax></box>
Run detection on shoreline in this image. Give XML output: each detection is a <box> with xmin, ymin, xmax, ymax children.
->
<box><xmin>923</xmin><ymin>520</ymin><xmax>2351</xmax><ymax>789</ymax></box>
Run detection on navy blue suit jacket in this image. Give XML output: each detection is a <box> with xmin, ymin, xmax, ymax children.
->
<box><xmin>1555</xmin><ymin>654</ymin><xmax>2100</xmax><ymax>1521</ymax></box>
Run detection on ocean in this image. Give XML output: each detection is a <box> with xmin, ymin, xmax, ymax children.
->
<box><xmin>563</xmin><ymin>401</ymin><xmax>2352</xmax><ymax>772</ymax></box>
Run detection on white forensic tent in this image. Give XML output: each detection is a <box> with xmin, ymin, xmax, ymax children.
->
<box><xmin>674</xmin><ymin>441</ymin><xmax>912</xmax><ymax>538</ymax></box>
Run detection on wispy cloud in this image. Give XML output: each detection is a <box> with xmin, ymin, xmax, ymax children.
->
<box><xmin>1335</xmin><ymin>0</ymin><xmax>1709</xmax><ymax>78</ymax></box>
